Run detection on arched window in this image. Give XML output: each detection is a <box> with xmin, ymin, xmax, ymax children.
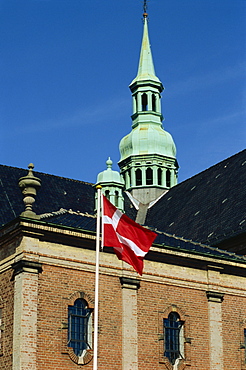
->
<box><xmin>136</xmin><ymin>169</ymin><xmax>142</xmax><ymax>186</ymax></box>
<box><xmin>105</xmin><ymin>190</ymin><xmax>110</xmax><ymax>200</ymax></box>
<box><xmin>164</xmin><ymin>312</ymin><xmax>184</xmax><ymax>365</ymax></box>
<box><xmin>152</xmin><ymin>94</ymin><xmax>156</xmax><ymax>112</ymax></box>
<box><xmin>166</xmin><ymin>170</ymin><xmax>171</xmax><ymax>188</ymax></box>
<box><xmin>141</xmin><ymin>93</ymin><xmax>148</xmax><ymax>111</ymax></box>
<box><xmin>68</xmin><ymin>298</ymin><xmax>92</xmax><ymax>356</ymax></box>
<box><xmin>158</xmin><ymin>168</ymin><xmax>162</xmax><ymax>185</ymax></box>
<box><xmin>146</xmin><ymin>168</ymin><xmax>153</xmax><ymax>185</ymax></box>
<box><xmin>114</xmin><ymin>191</ymin><xmax>119</xmax><ymax>207</ymax></box>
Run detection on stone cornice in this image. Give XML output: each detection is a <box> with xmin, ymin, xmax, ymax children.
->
<box><xmin>206</xmin><ymin>291</ymin><xmax>224</xmax><ymax>303</ymax></box>
<box><xmin>120</xmin><ymin>277</ymin><xmax>140</xmax><ymax>290</ymax></box>
<box><xmin>12</xmin><ymin>260</ymin><xmax>43</xmax><ymax>276</ymax></box>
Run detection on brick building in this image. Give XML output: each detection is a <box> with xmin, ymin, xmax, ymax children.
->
<box><xmin>0</xmin><ymin>7</ymin><xmax>246</xmax><ymax>370</ymax></box>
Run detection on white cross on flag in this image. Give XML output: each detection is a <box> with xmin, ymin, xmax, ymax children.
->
<box><xmin>102</xmin><ymin>195</ymin><xmax>157</xmax><ymax>275</ymax></box>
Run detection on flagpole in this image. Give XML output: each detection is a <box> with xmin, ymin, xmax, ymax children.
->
<box><xmin>93</xmin><ymin>185</ymin><xmax>102</xmax><ymax>370</ymax></box>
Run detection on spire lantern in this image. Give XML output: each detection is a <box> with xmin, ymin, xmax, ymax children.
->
<box><xmin>95</xmin><ymin>158</ymin><xmax>124</xmax><ymax>212</ymax></box>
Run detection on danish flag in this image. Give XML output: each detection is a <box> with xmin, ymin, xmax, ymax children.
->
<box><xmin>102</xmin><ymin>195</ymin><xmax>157</xmax><ymax>275</ymax></box>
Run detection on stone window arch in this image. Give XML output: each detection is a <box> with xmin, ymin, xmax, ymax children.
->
<box><xmin>164</xmin><ymin>312</ymin><xmax>184</xmax><ymax>366</ymax></box>
<box><xmin>62</xmin><ymin>291</ymin><xmax>94</xmax><ymax>365</ymax></box>
<box><xmin>68</xmin><ymin>298</ymin><xmax>92</xmax><ymax>358</ymax></box>
<box><xmin>158</xmin><ymin>305</ymin><xmax>191</xmax><ymax>369</ymax></box>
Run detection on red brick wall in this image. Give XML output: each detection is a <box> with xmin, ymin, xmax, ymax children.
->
<box><xmin>0</xmin><ymin>268</ymin><xmax>14</xmax><ymax>370</ymax></box>
<box><xmin>37</xmin><ymin>264</ymin><xmax>122</xmax><ymax>370</ymax></box>
<box><xmin>2</xmin><ymin>257</ymin><xmax>245</xmax><ymax>370</ymax></box>
<box><xmin>222</xmin><ymin>294</ymin><xmax>246</xmax><ymax>370</ymax></box>
<box><xmin>137</xmin><ymin>281</ymin><xmax>210</xmax><ymax>370</ymax></box>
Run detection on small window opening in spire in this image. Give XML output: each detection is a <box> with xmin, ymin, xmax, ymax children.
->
<box><xmin>114</xmin><ymin>191</ymin><xmax>119</xmax><ymax>207</ymax></box>
<box><xmin>166</xmin><ymin>170</ymin><xmax>171</xmax><ymax>188</ymax></box>
<box><xmin>135</xmin><ymin>95</ymin><xmax>138</xmax><ymax>113</ymax></box>
<box><xmin>142</xmin><ymin>93</ymin><xmax>148</xmax><ymax>111</ymax></box>
<box><xmin>152</xmin><ymin>94</ymin><xmax>156</xmax><ymax>112</ymax></box>
<box><xmin>129</xmin><ymin>171</ymin><xmax>132</xmax><ymax>187</ymax></box>
<box><xmin>158</xmin><ymin>168</ymin><xmax>162</xmax><ymax>185</ymax></box>
<box><xmin>136</xmin><ymin>169</ymin><xmax>142</xmax><ymax>186</ymax></box>
<box><xmin>146</xmin><ymin>168</ymin><xmax>153</xmax><ymax>185</ymax></box>
<box><xmin>105</xmin><ymin>190</ymin><xmax>110</xmax><ymax>200</ymax></box>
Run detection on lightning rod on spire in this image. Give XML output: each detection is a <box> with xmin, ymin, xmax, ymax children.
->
<box><xmin>143</xmin><ymin>0</ymin><xmax>148</xmax><ymax>19</ymax></box>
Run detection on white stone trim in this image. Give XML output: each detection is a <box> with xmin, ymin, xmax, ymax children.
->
<box><xmin>13</xmin><ymin>270</ymin><xmax>39</xmax><ymax>370</ymax></box>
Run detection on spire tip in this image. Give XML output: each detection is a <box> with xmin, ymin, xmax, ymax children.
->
<box><xmin>143</xmin><ymin>0</ymin><xmax>148</xmax><ymax>20</ymax></box>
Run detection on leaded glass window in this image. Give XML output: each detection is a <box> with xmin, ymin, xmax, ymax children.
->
<box><xmin>68</xmin><ymin>298</ymin><xmax>92</xmax><ymax>356</ymax></box>
<box><xmin>164</xmin><ymin>312</ymin><xmax>184</xmax><ymax>365</ymax></box>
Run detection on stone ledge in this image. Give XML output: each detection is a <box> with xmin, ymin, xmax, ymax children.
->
<box><xmin>119</xmin><ymin>277</ymin><xmax>140</xmax><ymax>290</ymax></box>
<box><xmin>206</xmin><ymin>290</ymin><xmax>224</xmax><ymax>303</ymax></box>
<box><xmin>12</xmin><ymin>259</ymin><xmax>43</xmax><ymax>276</ymax></box>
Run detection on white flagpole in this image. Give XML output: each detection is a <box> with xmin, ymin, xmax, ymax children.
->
<box><xmin>93</xmin><ymin>185</ymin><xmax>102</xmax><ymax>370</ymax></box>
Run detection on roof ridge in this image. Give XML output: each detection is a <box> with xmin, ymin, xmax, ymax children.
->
<box><xmin>155</xmin><ymin>229</ymin><xmax>209</xmax><ymax>247</ymax></box>
<box><xmin>40</xmin><ymin>208</ymin><xmax>96</xmax><ymax>219</ymax></box>
<box><xmin>154</xmin><ymin>229</ymin><xmax>246</xmax><ymax>261</ymax></box>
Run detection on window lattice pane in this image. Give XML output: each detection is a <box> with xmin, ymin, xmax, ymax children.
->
<box><xmin>68</xmin><ymin>299</ymin><xmax>91</xmax><ymax>356</ymax></box>
<box><xmin>164</xmin><ymin>312</ymin><xmax>183</xmax><ymax>365</ymax></box>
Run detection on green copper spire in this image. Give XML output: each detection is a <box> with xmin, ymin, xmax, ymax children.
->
<box><xmin>118</xmin><ymin>6</ymin><xmax>179</xmax><ymax>205</ymax></box>
<box><xmin>130</xmin><ymin>15</ymin><xmax>161</xmax><ymax>85</ymax></box>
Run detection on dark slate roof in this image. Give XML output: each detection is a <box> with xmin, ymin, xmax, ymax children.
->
<box><xmin>0</xmin><ymin>164</ymin><xmax>136</xmax><ymax>228</ymax></box>
<box><xmin>0</xmin><ymin>150</ymin><xmax>245</xmax><ymax>263</ymax></box>
<box><xmin>35</xmin><ymin>211</ymin><xmax>246</xmax><ymax>264</ymax></box>
<box><xmin>0</xmin><ymin>165</ymin><xmax>95</xmax><ymax>227</ymax></box>
<box><xmin>146</xmin><ymin>150</ymin><xmax>246</xmax><ymax>246</ymax></box>
<box><xmin>154</xmin><ymin>231</ymin><xmax>246</xmax><ymax>264</ymax></box>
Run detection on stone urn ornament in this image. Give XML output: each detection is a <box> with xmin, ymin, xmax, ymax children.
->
<box><xmin>18</xmin><ymin>163</ymin><xmax>41</xmax><ymax>219</ymax></box>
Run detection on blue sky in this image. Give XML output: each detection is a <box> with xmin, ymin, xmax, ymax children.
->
<box><xmin>1</xmin><ymin>0</ymin><xmax>245</xmax><ymax>184</ymax></box>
